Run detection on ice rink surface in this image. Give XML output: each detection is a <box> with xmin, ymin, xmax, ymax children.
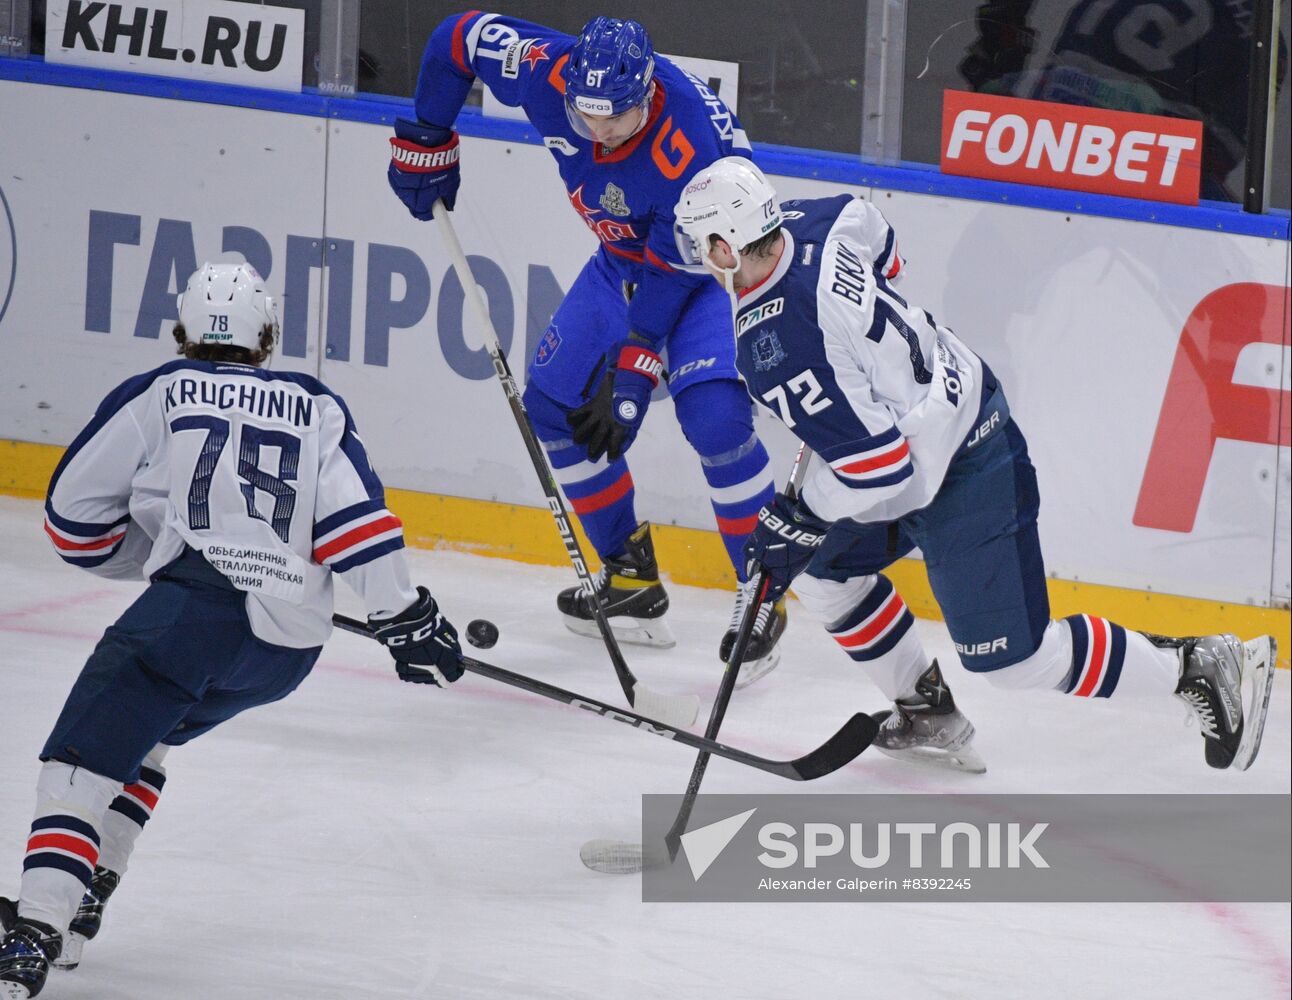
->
<box><xmin>0</xmin><ymin>495</ymin><xmax>1288</xmax><ymax>1000</ymax></box>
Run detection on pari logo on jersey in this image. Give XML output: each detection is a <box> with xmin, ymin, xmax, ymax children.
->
<box><xmin>45</xmin><ymin>0</ymin><xmax>305</xmax><ymax>92</ymax></box>
<box><xmin>941</xmin><ymin>91</ymin><xmax>1202</xmax><ymax>205</ymax></box>
<box><xmin>0</xmin><ymin>181</ymin><xmax>15</xmax><ymax>332</ymax></box>
<box><xmin>737</xmin><ymin>297</ymin><xmax>784</xmax><ymax>337</ymax></box>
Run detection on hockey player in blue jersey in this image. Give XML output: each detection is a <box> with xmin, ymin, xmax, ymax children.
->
<box><xmin>673</xmin><ymin>158</ymin><xmax>1276</xmax><ymax>774</ymax></box>
<box><xmin>387</xmin><ymin>13</ymin><xmax>784</xmax><ymax>682</ymax></box>
<box><xmin>0</xmin><ymin>263</ymin><xmax>464</xmax><ymax>999</ymax></box>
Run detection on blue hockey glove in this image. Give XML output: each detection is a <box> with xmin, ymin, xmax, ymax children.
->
<box><xmin>743</xmin><ymin>493</ymin><xmax>832</xmax><ymax>600</ymax></box>
<box><xmin>388</xmin><ymin>118</ymin><xmax>461</xmax><ymax>220</ymax></box>
<box><xmin>369</xmin><ymin>586</ymin><xmax>464</xmax><ymax>686</ymax></box>
<box><xmin>567</xmin><ymin>337</ymin><xmax>664</xmax><ymax>462</ymax></box>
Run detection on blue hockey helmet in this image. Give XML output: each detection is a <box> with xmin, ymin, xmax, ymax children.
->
<box><xmin>563</xmin><ymin>17</ymin><xmax>655</xmax><ymax>140</ymax></box>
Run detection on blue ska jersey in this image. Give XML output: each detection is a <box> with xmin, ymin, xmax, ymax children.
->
<box><xmin>415</xmin><ymin>11</ymin><xmax>752</xmax><ymax>344</ymax></box>
<box><xmin>44</xmin><ymin>360</ymin><xmax>417</xmax><ymax>648</ymax></box>
<box><xmin>734</xmin><ymin>195</ymin><xmax>985</xmax><ymax>524</ymax></box>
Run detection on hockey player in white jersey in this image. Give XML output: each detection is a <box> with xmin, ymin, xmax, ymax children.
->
<box><xmin>0</xmin><ymin>263</ymin><xmax>463</xmax><ymax>1000</ymax></box>
<box><xmin>673</xmin><ymin>158</ymin><xmax>1276</xmax><ymax>776</ymax></box>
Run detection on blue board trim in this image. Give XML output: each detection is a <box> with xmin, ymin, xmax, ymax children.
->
<box><xmin>2</xmin><ymin>56</ymin><xmax>1287</xmax><ymax>240</ymax></box>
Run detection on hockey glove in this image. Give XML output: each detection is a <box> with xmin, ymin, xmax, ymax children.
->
<box><xmin>567</xmin><ymin>336</ymin><xmax>664</xmax><ymax>462</ymax></box>
<box><xmin>369</xmin><ymin>586</ymin><xmax>464</xmax><ymax>686</ymax></box>
<box><xmin>388</xmin><ymin>118</ymin><xmax>461</xmax><ymax>220</ymax></box>
<box><xmin>743</xmin><ymin>493</ymin><xmax>832</xmax><ymax>601</ymax></box>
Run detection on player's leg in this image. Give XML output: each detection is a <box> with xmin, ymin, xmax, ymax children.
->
<box><xmin>2</xmin><ymin>552</ymin><xmax>320</xmax><ymax>994</ymax></box>
<box><xmin>919</xmin><ymin>413</ymin><xmax>1274</xmax><ymax>771</ymax></box>
<box><xmin>795</xmin><ymin>519</ymin><xmax>986</xmax><ymax>772</ymax></box>
<box><xmin>522</xmin><ymin>257</ymin><xmax>673</xmax><ymax>646</ymax></box>
<box><xmin>49</xmin><ymin>743</ymin><xmax>170</xmax><ymax>972</ymax></box>
<box><xmin>666</xmin><ymin>280</ymin><xmax>779</xmax><ymax>681</ymax></box>
<box><xmin>671</xmin><ymin>377</ymin><xmax>779</xmax><ymax>681</ymax></box>
<box><xmin>0</xmin><ymin>580</ymin><xmax>205</xmax><ymax>997</ymax></box>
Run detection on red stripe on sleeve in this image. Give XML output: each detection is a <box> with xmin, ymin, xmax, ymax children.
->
<box><xmin>838</xmin><ymin>441</ymin><xmax>909</xmax><ymax>475</ymax></box>
<box><xmin>314</xmin><ymin>515</ymin><xmax>403</xmax><ymax>563</ymax></box>
<box><xmin>44</xmin><ymin>522</ymin><xmax>126</xmax><ymax>551</ymax></box>
<box><xmin>450</xmin><ymin>10</ymin><xmax>482</xmax><ymax>75</ymax></box>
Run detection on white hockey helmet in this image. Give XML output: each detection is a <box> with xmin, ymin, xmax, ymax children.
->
<box><xmin>176</xmin><ymin>262</ymin><xmax>278</xmax><ymax>351</ymax></box>
<box><xmin>673</xmin><ymin>157</ymin><xmax>782</xmax><ymax>273</ymax></box>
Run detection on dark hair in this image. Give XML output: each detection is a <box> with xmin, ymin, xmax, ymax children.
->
<box><xmin>172</xmin><ymin>324</ymin><xmax>277</xmax><ymax>366</ymax></box>
<box><xmin>743</xmin><ymin>227</ymin><xmax>782</xmax><ymax>259</ymax></box>
<box><xmin>709</xmin><ymin>226</ymin><xmax>782</xmax><ymax>260</ymax></box>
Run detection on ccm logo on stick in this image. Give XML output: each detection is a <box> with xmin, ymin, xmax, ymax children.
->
<box><xmin>941</xmin><ymin>91</ymin><xmax>1202</xmax><ymax>205</ymax></box>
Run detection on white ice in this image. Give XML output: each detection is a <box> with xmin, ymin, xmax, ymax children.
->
<box><xmin>0</xmin><ymin>495</ymin><xmax>1288</xmax><ymax>1000</ymax></box>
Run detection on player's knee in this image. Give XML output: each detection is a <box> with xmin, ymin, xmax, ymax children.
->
<box><xmin>520</xmin><ymin>381</ymin><xmax>569</xmax><ymax>441</ymax></box>
<box><xmin>792</xmin><ymin>573</ymin><xmax>880</xmax><ymax>626</ymax></box>
<box><xmin>672</xmin><ymin>379</ymin><xmax>755</xmax><ymax>457</ymax></box>
<box><xmin>976</xmin><ymin>620</ymin><xmax>1072</xmax><ymax>690</ymax></box>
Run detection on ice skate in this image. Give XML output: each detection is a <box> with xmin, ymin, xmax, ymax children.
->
<box><xmin>0</xmin><ymin>899</ymin><xmax>14</xmax><ymax>936</ymax></box>
<box><xmin>557</xmin><ymin>522</ymin><xmax>675</xmax><ymax>648</ymax></box>
<box><xmin>1148</xmin><ymin>632</ymin><xmax>1277</xmax><ymax>771</ymax></box>
<box><xmin>50</xmin><ymin>867</ymin><xmax>120</xmax><ymax>971</ymax></box>
<box><xmin>869</xmin><ymin>662</ymin><xmax>987</xmax><ymax>774</ymax></box>
<box><xmin>0</xmin><ymin>918</ymin><xmax>61</xmax><ymax>999</ymax></box>
<box><xmin>720</xmin><ymin>579</ymin><xmax>787</xmax><ymax>689</ymax></box>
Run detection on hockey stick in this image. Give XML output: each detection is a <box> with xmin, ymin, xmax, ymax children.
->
<box><xmin>331</xmin><ymin>612</ymin><xmax>875</xmax><ymax>780</ymax></box>
<box><xmin>581</xmin><ymin>445</ymin><xmax>817</xmax><ymax>874</ymax></box>
<box><xmin>430</xmin><ymin>200</ymin><xmax>699</xmax><ymax>729</ymax></box>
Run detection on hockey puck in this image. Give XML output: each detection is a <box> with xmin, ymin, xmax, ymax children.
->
<box><xmin>465</xmin><ymin>619</ymin><xmax>499</xmax><ymax>649</ymax></box>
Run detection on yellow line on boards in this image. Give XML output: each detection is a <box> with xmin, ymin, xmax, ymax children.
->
<box><xmin>4</xmin><ymin>438</ymin><xmax>1288</xmax><ymax>669</ymax></box>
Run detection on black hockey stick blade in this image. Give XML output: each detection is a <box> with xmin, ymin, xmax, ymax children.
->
<box><xmin>786</xmin><ymin>711</ymin><xmax>879</xmax><ymax>780</ymax></box>
<box><xmin>332</xmin><ymin>613</ymin><xmax>875</xmax><ymax>780</ymax></box>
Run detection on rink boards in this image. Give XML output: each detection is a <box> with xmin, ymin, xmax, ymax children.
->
<box><xmin>0</xmin><ymin>71</ymin><xmax>1287</xmax><ymax>659</ymax></box>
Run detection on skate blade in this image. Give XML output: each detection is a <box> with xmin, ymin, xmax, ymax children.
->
<box><xmin>733</xmin><ymin>648</ymin><xmax>781</xmax><ymax>690</ymax></box>
<box><xmin>50</xmin><ymin>932</ymin><xmax>85</xmax><ymax>971</ymax></box>
<box><xmin>874</xmin><ymin>742</ymin><xmax>988</xmax><ymax>775</ymax></box>
<box><xmin>562</xmin><ymin>613</ymin><xmax>677</xmax><ymax>649</ymax></box>
<box><xmin>1233</xmin><ymin>636</ymin><xmax>1276</xmax><ymax>772</ymax></box>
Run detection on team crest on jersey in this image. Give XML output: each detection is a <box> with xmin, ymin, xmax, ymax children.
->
<box><xmin>599</xmin><ymin>183</ymin><xmax>631</xmax><ymax>217</ymax></box>
<box><xmin>751</xmin><ymin>330</ymin><xmax>786</xmax><ymax>372</ymax></box>
<box><xmin>535</xmin><ymin>325</ymin><xmax>562</xmax><ymax>366</ymax></box>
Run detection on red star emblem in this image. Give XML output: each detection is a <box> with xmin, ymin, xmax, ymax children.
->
<box><xmin>568</xmin><ymin>184</ymin><xmax>601</xmax><ymax>221</ymax></box>
<box><xmin>520</xmin><ymin>41</ymin><xmax>550</xmax><ymax>71</ymax></box>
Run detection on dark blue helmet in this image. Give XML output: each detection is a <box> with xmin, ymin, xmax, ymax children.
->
<box><xmin>563</xmin><ymin>16</ymin><xmax>655</xmax><ymax>118</ymax></box>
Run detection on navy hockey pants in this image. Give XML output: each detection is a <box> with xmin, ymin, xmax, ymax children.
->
<box><xmin>806</xmin><ymin>377</ymin><xmax>1051</xmax><ymax>672</ymax></box>
<box><xmin>41</xmin><ymin>549</ymin><xmax>321</xmax><ymax>784</ymax></box>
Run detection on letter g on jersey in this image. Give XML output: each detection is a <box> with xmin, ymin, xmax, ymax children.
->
<box><xmin>0</xmin><ymin>181</ymin><xmax>15</xmax><ymax>331</ymax></box>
